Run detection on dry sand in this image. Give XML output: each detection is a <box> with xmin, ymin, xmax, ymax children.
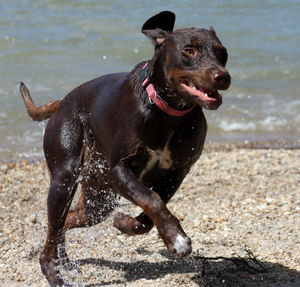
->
<box><xmin>0</xmin><ymin>143</ymin><xmax>299</xmax><ymax>287</ymax></box>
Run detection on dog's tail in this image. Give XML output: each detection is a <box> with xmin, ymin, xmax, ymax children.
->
<box><xmin>19</xmin><ymin>82</ymin><xmax>61</xmax><ymax>122</ymax></box>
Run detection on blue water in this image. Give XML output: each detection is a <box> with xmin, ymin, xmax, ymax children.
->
<box><xmin>0</xmin><ymin>0</ymin><xmax>300</xmax><ymax>159</ymax></box>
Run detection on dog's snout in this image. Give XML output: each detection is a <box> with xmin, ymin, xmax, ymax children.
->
<box><xmin>212</xmin><ymin>70</ymin><xmax>231</xmax><ymax>89</ymax></box>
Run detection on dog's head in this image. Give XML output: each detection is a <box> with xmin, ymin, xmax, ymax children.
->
<box><xmin>142</xmin><ymin>11</ymin><xmax>231</xmax><ymax>110</ymax></box>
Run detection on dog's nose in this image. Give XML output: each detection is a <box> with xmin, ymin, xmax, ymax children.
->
<box><xmin>213</xmin><ymin>70</ymin><xmax>231</xmax><ymax>89</ymax></box>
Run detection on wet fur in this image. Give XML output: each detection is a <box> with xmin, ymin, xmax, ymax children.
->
<box><xmin>20</xmin><ymin>11</ymin><xmax>230</xmax><ymax>287</ymax></box>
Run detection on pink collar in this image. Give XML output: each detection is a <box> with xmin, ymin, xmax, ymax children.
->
<box><xmin>141</xmin><ymin>64</ymin><xmax>195</xmax><ymax>117</ymax></box>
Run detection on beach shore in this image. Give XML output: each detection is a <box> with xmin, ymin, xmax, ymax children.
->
<box><xmin>0</xmin><ymin>143</ymin><xmax>299</xmax><ymax>287</ymax></box>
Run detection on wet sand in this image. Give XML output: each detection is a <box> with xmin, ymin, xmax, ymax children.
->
<box><xmin>0</xmin><ymin>143</ymin><xmax>299</xmax><ymax>286</ymax></box>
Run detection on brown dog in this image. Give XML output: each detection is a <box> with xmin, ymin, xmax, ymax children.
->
<box><xmin>21</xmin><ymin>11</ymin><xmax>230</xmax><ymax>286</ymax></box>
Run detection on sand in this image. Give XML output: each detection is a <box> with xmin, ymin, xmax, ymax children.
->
<box><xmin>0</xmin><ymin>143</ymin><xmax>299</xmax><ymax>287</ymax></box>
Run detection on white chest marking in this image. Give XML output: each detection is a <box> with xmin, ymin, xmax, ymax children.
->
<box><xmin>139</xmin><ymin>145</ymin><xmax>173</xmax><ymax>180</ymax></box>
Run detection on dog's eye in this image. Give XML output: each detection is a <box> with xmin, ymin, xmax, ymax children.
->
<box><xmin>182</xmin><ymin>47</ymin><xmax>195</xmax><ymax>57</ymax></box>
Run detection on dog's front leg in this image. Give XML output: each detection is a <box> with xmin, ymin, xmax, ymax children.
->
<box><xmin>113</xmin><ymin>168</ymin><xmax>189</xmax><ymax>235</ymax></box>
<box><xmin>111</xmin><ymin>161</ymin><xmax>192</xmax><ymax>258</ymax></box>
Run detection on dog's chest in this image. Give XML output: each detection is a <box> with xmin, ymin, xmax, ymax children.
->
<box><xmin>138</xmin><ymin>144</ymin><xmax>173</xmax><ymax>181</ymax></box>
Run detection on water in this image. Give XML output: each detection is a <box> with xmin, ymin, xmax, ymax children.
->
<box><xmin>1</xmin><ymin>0</ymin><xmax>299</xmax><ymax>160</ymax></box>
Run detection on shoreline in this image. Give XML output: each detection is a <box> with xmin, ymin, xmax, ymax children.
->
<box><xmin>1</xmin><ymin>139</ymin><xmax>300</xmax><ymax>164</ymax></box>
<box><xmin>0</xmin><ymin>144</ymin><xmax>299</xmax><ymax>286</ymax></box>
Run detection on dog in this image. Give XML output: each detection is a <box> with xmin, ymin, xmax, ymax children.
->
<box><xmin>20</xmin><ymin>11</ymin><xmax>230</xmax><ymax>286</ymax></box>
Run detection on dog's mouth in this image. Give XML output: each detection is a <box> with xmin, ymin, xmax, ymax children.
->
<box><xmin>179</xmin><ymin>80</ymin><xmax>222</xmax><ymax>110</ymax></box>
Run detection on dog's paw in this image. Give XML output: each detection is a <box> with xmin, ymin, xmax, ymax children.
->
<box><xmin>113</xmin><ymin>213</ymin><xmax>152</xmax><ymax>235</ymax></box>
<box><xmin>156</xmin><ymin>215</ymin><xmax>192</xmax><ymax>258</ymax></box>
<box><xmin>173</xmin><ymin>234</ymin><xmax>192</xmax><ymax>257</ymax></box>
<box><xmin>168</xmin><ymin>234</ymin><xmax>192</xmax><ymax>258</ymax></box>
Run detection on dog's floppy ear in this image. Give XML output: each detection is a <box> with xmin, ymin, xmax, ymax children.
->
<box><xmin>142</xmin><ymin>11</ymin><xmax>175</xmax><ymax>46</ymax></box>
<box><xmin>142</xmin><ymin>11</ymin><xmax>175</xmax><ymax>32</ymax></box>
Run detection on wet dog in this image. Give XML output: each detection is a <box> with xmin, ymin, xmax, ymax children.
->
<box><xmin>20</xmin><ymin>11</ymin><xmax>230</xmax><ymax>286</ymax></box>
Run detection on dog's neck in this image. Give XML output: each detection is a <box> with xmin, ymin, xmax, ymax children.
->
<box><xmin>141</xmin><ymin>61</ymin><xmax>195</xmax><ymax>116</ymax></box>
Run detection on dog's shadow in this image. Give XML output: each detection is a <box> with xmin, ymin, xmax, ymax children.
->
<box><xmin>73</xmin><ymin>248</ymin><xmax>300</xmax><ymax>287</ymax></box>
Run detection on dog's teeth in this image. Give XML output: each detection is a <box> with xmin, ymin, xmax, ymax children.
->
<box><xmin>204</xmin><ymin>93</ymin><xmax>208</xmax><ymax>97</ymax></box>
<box><xmin>188</xmin><ymin>81</ymin><xmax>196</xmax><ymax>89</ymax></box>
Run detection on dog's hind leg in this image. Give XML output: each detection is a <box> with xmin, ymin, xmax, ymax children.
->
<box><xmin>40</xmin><ymin>115</ymin><xmax>84</xmax><ymax>287</ymax></box>
<box><xmin>57</xmin><ymin>146</ymin><xmax>117</xmax><ymax>270</ymax></box>
<box><xmin>63</xmin><ymin>144</ymin><xmax>118</xmax><ymax>230</ymax></box>
<box><xmin>63</xmin><ymin>187</ymin><xmax>117</xmax><ymax>230</ymax></box>
<box><xmin>63</xmin><ymin>192</ymin><xmax>87</xmax><ymax>229</ymax></box>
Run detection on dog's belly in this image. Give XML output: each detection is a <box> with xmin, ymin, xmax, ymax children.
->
<box><xmin>138</xmin><ymin>145</ymin><xmax>173</xmax><ymax>181</ymax></box>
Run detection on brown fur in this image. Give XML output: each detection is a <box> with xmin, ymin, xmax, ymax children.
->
<box><xmin>21</xmin><ymin>11</ymin><xmax>230</xmax><ymax>286</ymax></box>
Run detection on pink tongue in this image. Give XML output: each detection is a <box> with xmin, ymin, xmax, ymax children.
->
<box><xmin>180</xmin><ymin>83</ymin><xmax>212</xmax><ymax>103</ymax></box>
<box><xmin>180</xmin><ymin>83</ymin><xmax>222</xmax><ymax>110</ymax></box>
<box><xmin>180</xmin><ymin>83</ymin><xmax>204</xmax><ymax>97</ymax></box>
